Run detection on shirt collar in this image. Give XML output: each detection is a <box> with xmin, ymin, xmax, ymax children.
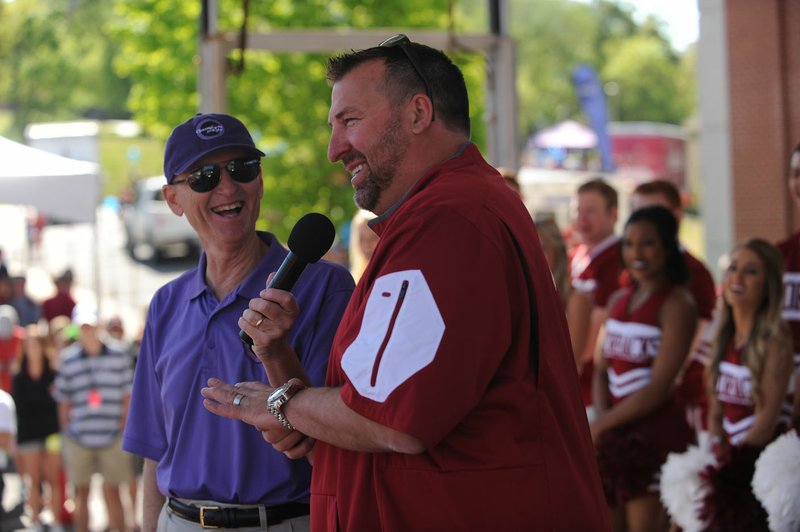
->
<box><xmin>588</xmin><ymin>233</ymin><xmax>620</xmax><ymax>260</ymax></box>
<box><xmin>370</xmin><ymin>142</ymin><xmax>475</xmax><ymax>236</ymax></box>
<box><xmin>186</xmin><ymin>231</ymin><xmax>287</xmax><ymax>301</ymax></box>
<box><xmin>79</xmin><ymin>342</ymin><xmax>109</xmax><ymax>358</ymax></box>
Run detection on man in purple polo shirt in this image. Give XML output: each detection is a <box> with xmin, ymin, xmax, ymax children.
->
<box><xmin>122</xmin><ymin>113</ymin><xmax>354</xmax><ymax>531</ymax></box>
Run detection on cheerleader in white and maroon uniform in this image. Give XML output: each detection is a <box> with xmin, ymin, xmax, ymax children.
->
<box><xmin>776</xmin><ymin>143</ymin><xmax>800</xmax><ymax>425</ymax></box>
<box><xmin>752</xmin><ymin>145</ymin><xmax>800</xmax><ymax>532</ymax></box>
<box><xmin>626</xmin><ymin>179</ymin><xmax>720</xmax><ymax>437</ymax></box>
<box><xmin>591</xmin><ymin>206</ymin><xmax>697</xmax><ymax>532</ymax></box>
<box><xmin>662</xmin><ymin>238</ymin><xmax>793</xmax><ymax>531</ymax></box>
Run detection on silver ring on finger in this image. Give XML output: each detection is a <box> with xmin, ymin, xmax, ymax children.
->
<box><xmin>233</xmin><ymin>393</ymin><xmax>245</xmax><ymax>407</ymax></box>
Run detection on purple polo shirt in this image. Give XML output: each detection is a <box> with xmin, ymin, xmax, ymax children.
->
<box><xmin>122</xmin><ymin>232</ymin><xmax>354</xmax><ymax>504</ymax></box>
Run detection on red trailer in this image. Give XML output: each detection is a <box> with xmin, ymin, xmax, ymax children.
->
<box><xmin>609</xmin><ymin>122</ymin><xmax>687</xmax><ymax>189</ymax></box>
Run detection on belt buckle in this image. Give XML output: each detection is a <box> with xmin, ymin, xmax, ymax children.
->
<box><xmin>199</xmin><ymin>506</ymin><xmax>220</xmax><ymax>529</ymax></box>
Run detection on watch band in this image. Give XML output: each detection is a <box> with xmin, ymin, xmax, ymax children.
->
<box><xmin>267</xmin><ymin>380</ymin><xmax>306</xmax><ymax>430</ymax></box>
<box><xmin>271</xmin><ymin>407</ymin><xmax>293</xmax><ymax>430</ymax></box>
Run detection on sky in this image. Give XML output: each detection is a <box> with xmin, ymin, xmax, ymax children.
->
<box><xmin>574</xmin><ymin>0</ymin><xmax>699</xmax><ymax>51</ymax></box>
<box><xmin>626</xmin><ymin>0</ymin><xmax>700</xmax><ymax>51</ymax></box>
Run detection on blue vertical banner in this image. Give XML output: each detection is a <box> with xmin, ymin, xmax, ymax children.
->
<box><xmin>572</xmin><ymin>64</ymin><xmax>615</xmax><ymax>172</ymax></box>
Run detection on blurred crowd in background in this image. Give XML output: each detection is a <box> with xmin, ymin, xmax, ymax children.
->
<box><xmin>0</xmin><ymin>160</ymin><xmax>798</xmax><ymax>531</ymax></box>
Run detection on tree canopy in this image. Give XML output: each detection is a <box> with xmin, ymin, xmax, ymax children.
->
<box><xmin>510</xmin><ymin>0</ymin><xmax>693</xmax><ymax>135</ymax></box>
<box><xmin>0</xmin><ymin>1</ymin><xmax>130</xmax><ymax>134</ymax></box>
<box><xmin>110</xmin><ymin>0</ymin><xmax>491</xmax><ymax>237</ymax></box>
<box><xmin>0</xmin><ymin>0</ymin><xmax>696</xmax><ymax>241</ymax></box>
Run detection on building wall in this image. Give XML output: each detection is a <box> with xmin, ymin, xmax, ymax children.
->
<box><xmin>698</xmin><ymin>0</ymin><xmax>733</xmax><ymax>274</ymax></box>
<box><xmin>784</xmin><ymin>0</ymin><xmax>800</xmax><ymax>230</ymax></box>
<box><xmin>726</xmin><ymin>0</ymin><xmax>800</xmax><ymax>242</ymax></box>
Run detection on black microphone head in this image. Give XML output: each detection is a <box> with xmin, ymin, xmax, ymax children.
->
<box><xmin>287</xmin><ymin>212</ymin><xmax>336</xmax><ymax>263</ymax></box>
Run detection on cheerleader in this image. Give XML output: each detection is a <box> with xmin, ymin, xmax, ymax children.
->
<box><xmin>776</xmin><ymin>142</ymin><xmax>800</xmax><ymax>427</ymax></box>
<box><xmin>662</xmin><ymin>238</ymin><xmax>793</xmax><ymax>531</ymax></box>
<box><xmin>591</xmin><ymin>205</ymin><xmax>697</xmax><ymax>532</ymax></box>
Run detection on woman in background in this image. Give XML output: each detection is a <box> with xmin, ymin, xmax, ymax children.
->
<box><xmin>12</xmin><ymin>325</ymin><xmax>62</xmax><ymax>531</ymax></box>
<box><xmin>591</xmin><ymin>206</ymin><xmax>697</xmax><ymax>532</ymax></box>
<box><xmin>534</xmin><ymin>214</ymin><xmax>570</xmax><ymax>307</ymax></box>
<box><xmin>701</xmin><ymin>238</ymin><xmax>792</xmax><ymax>530</ymax></box>
<box><xmin>348</xmin><ymin>209</ymin><xmax>379</xmax><ymax>283</ymax></box>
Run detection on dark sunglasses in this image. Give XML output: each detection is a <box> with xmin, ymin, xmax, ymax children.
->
<box><xmin>378</xmin><ymin>34</ymin><xmax>436</xmax><ymax>122</ymax></box>
<box><xmin>173</xmin><ymin>156</ymin><xmax>261</xmax><ymax>193</ymax></box>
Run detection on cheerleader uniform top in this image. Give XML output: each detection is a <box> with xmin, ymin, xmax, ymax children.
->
<box><xmin>716</xmin><ymin>341</ymin><xmax>792</xmax><ymax>446</ymax></box>
<box><xmin>602</xmin><ymin>284</ymin><xmax>674</xmax><ymax>405</ymax></box>
<box><xmin>777</xmin><ymin>230</ymin><xmax>800</xmax><ymax>373</ymax></box>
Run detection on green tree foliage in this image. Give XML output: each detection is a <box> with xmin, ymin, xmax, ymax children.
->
<box><xmin>677</xmin><ymin>43</ymin><xmax>698</xmax><ymax>115</ymax></box>
<box><xmin>601</xmin><ymin>34</ymin><xmax>692</xmax><ymax>123</ymax></box>
<box><xmin>591</xmin><ymin>0</ymin><xmax>639</xmax><ymax>64</ymax></box>
<box><xmin>509</xmin><ymin>0</ymin><xmax>599</xmax><ymax>134</ymax></box>
<box><xmin>113</xmin><ymin>0</ymin><xmax>488</xmax><ymax>239</ymax></box>
<box><xmin>0</xmin><ymin>0</ymin><xmax>696</xmax><ymax>239</ymax></box>
<box><xmin>509</xmin><ymin>0</ymin><xmax>694</xmax><ymax>137</ymax></box>
<box><xmin>0</xmin><ymin>1</ymin><xmax>130</xmax><ymax>139</ymax></box>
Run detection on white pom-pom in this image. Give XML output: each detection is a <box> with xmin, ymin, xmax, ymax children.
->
<box><xmin>752</xmin><ymin>430</ymin><xmax>800</xmax><ymax>532</ymax></box>
<box><xmin>660</xmin><ymin>432</ymin><xmax>716</xmax><ymax>532</ymax></box>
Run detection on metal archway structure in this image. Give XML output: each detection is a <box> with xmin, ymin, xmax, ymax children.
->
<box><xmin>198</xmin><ymin>1</ymin><xmax>518</xmax><ymax>168</ymax></box>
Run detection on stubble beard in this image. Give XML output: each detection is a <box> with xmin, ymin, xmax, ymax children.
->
<box><xmin>354</xmin><ymin>114</ymin><xmax>407</xmax><ymax>212</ymax></box>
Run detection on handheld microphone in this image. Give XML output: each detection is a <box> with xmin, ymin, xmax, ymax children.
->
<box><xmin>239</xmin><ymin>212</ymin><xmax>336</xmax><ymax>346</ymax></box>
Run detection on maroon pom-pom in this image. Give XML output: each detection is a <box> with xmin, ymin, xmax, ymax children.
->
<box><xmin>596</xmin><ymin>429</ymin><xmax>662</xmax><ymax>506</ymax></box>
<box><xmin>698</xmin><ymin>445</ymin><xmax>769</xmax><ymax>531</ymax></box>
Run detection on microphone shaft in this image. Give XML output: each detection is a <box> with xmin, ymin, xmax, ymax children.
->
<box><xmin>239</xmin><ymin>252</ymin><xmax>307</xmax><ymax>346</ymax></box>
<box><xmin>269</xmin><ymin>253</ymin><xmax>304</xmax><ymax>291</ymax></box>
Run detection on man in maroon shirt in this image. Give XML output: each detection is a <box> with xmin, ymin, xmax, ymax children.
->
<box><xmin>202</xmin><ymin>35</ymin><xmax>611</xmax><ymax>531</ymax></box>
<box><xmin>42</xmin><ymin>269</ymin><xmax>77</xmax><ymax>324</ymax></box>
<box><xmin>567</xmin><ymin>178</ymin><xmax>623</xmax><ymax>419</ymax></box>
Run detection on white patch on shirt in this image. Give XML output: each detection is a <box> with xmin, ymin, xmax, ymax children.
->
<box><xmin>602</xmin><ymin>319</ymin><xmax>661</xmax><ymax>363</ymax></box>
<box><xmin>716</xmin><ymin>361</ymin><xmax>753</xmax><ymax>406</ymax></box>
<box><xmin>608</xmin><ymin>367</ymin><xmax>653</xmax><ymax>399</ymax></box>
<box><xmin>782</xmin><ymin>272</ymin><xmax>800</xmax><ymax>320</ymax></box>
<box><xmin>342</xmin><ymin>270</ymin><xmax>445</xmax><ymax>403</ymax></box>
<box><xmin>724</xmin><ymin>416</ymin><xmax>755</xmax><ymax>446</ymax></box>
<box><xmin>572</xmin><ymin>278</ymin><xmax>598</xmax><ymax>294</ymax></box>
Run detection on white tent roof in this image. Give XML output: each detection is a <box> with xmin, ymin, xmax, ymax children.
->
<box><xmin>532</xmin><ymin>120</ymin><xmax>598</xmax><ymax>150</ymax></box>
<box><xmin>0</xmin><ymin>136</ymin><xmax>100</xmax><ymax>223</ymax></box>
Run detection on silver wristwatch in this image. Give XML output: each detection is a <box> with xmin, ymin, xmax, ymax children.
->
<box><xmin>267</xmin><ymin>380</ymin><xmax>306</xmax><ymax>430</ymax></box>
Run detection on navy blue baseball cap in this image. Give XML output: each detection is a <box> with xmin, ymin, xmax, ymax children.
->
<box><xmin>163</xmin><ymin>113</ymin><xmax>266</xmax><ymax>183</ymax></box>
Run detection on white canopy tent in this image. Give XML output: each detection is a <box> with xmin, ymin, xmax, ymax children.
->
<box><xmin>0</xmin><ymin>135</ymin><xmax>100</xmax><ymax>223</ymax></box>
<box><xmin>0</xmin><ymin>135</ymin><xmax>103</xmax><ymax>310</ymax></box>
<box><xmin>532</xmin><ymin>120</ymin><xmax>598</xmax><ymax>150</ymax></box>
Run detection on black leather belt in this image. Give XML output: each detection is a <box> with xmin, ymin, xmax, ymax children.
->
<box><xmin>167</xmin><ymin>498</ymin><xmax>309</xmax><ymax>529</ymax></box>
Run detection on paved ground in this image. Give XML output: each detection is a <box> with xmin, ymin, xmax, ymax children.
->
<box><xmin>1</xmin><ymin>468</ymin><xmax>141</xmax><ymax>532</ymax></box>
<box><xmin>1</xmin><ymin>205</ymin><xmax>158</xmax><ymax>531</ymax></box>
<box><xmin>0</xmin><ymin>203</ymin><xmax>197</xmax><ymax>337</ymax></box>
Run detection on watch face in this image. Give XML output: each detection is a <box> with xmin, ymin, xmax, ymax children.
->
<box><xmin>269</xmin><ymin>383</ymin><xmax>289</xmax><ymax>403</ymax></box>
<box><xmin>268</xmin><ymin>381</ymin><xmax>305</xmax><ymax>412</ymax></box>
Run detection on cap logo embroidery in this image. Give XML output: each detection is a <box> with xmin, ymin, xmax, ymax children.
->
<box><xmin>196</xmin><ymin>119</ymin><xmax>225</xmax><ymax>139</ymax></box>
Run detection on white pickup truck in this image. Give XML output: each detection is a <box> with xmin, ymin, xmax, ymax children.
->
<box><xmin>121</xmin><ymin>176</ymin><xmax>200</xmax><ymax>261</ymax></box>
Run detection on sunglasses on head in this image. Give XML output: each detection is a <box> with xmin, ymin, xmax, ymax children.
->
<box><xmin>172</xmin><ymin>156</ymin><xmax>262</xmax><ymax>193</ymax></box>
<box><xmin>378</xmin><ymin>34</ymin><xmax>436</xmax><ymax>122</ymax></box>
